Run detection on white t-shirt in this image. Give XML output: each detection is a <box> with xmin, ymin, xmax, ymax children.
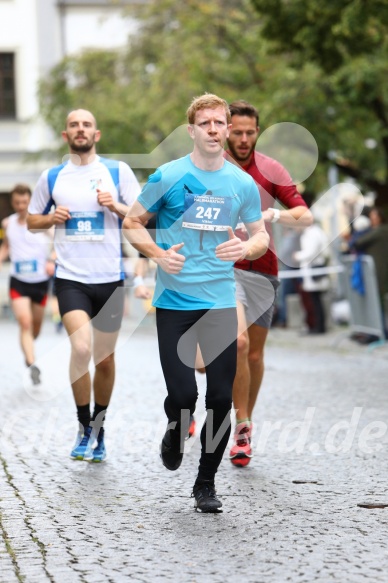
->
<box><xmin>29</xmin><ymin>156</ymin><xmax>141</xmax><ymax>284</ymax></box>
<box><xmin>294</xmin><ymin>223</ymin><xmax>331</xmax><ymax>292</ymax></box>
<box><xmin>6</xmin><ymin>213</ymin><xmax>51</xmax><ymax>283</ymax></box>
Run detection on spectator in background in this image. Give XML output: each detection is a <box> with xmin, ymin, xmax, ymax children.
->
<box><xmin>346</xmin><ymin>210</ymin><xmax>372</xmax><ymax>299</ymax></box>
<box><xmin>347</xmin><ymin>212</ymin><xmax>372</xmax><ymax>251</ymax></box>
<box><xmin>353</xmin><ymin>207</ymin><xmax>388</xmax><ymax>338</ymax></box>
<box><xmin>294</xmin><ymin>209</ymin><xmax>331</xmax><ymax>335</ymax></box>
<box><xmin>275</xmin><ymin>227</ymin><xmax>302</xmax><ymax>328</ymax></box>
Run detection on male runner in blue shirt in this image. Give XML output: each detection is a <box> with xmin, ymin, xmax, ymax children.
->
<box><xmin>123</xmin><ymin>94</ymin><xmax>268</xmax><ymax>512</ymax></box>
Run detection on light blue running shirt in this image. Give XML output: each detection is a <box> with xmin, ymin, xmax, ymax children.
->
<box><xmin>137</xmin><ymin>155</ymin><xmax>262</xmax><ymax>310</ymax></box>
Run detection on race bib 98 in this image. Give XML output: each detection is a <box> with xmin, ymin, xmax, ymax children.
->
<box><xmin>65</xmin><ymin>211</ymin><xmax>105</xmax><ymax>241</ymax></box>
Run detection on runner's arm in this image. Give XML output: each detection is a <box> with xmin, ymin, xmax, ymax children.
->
<box><xmin>262</xmin><ymin>205</ymin><xmax>313</xmax><ymax>227</ymax></box>
<box><xmin>27</xmin><ymin>206</ymin><xmax>71</xmax><ymax>232</ymax></box>
<box><xmin>215</xmin><ymin>219</ymin><xmax>269</xmax><ymax>263</ymax></box>
<box><xmin>132</xmin><ymin>257</ymin><xmax>153</xmax><ymax>299</ymax></box>
<box><xmin>243</xmin><ymin>218</ymin><xmax>270</xmax><ymax>260</ymax></box>
<box><xmin>96</xmin><ymin>189</ymin><xmax>131</xmax><ymax>219</ymax></box>
<box><xmin>123</xmin><ymin>201</ymin><xmax>185</xmax><ymax>274</ymax></box>
<box><xmin>123</xmin><ymin>201</ymin><xmax>161</xmax><ymax>259</ymax></box>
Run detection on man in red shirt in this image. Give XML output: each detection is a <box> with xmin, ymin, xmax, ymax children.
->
<box><xmin>226</xmin><ymin>100</ymin><xmax>313</xmax><ymax>466</ymax></box>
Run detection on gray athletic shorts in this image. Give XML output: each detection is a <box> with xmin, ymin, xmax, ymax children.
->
<box><xmin>234</xmin><ymin>268</ymin><xmax>280</xmax><ymax>329</ymax></box>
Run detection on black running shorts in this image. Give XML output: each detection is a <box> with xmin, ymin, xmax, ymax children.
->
<box><xmin>55</xmin><ymin>278</ymin><xmax>125</xmax><ymax>332</ymax></box>
<box><xmin>9</xmin><ymin>276</ymin><xmax>50</xmax><ymax>306</ymax></box>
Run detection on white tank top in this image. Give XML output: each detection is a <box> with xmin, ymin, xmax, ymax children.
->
<box><xmin>6</xmin><ymin>213</ymin><xmax>51</xmax><ymax>283</ymax></box>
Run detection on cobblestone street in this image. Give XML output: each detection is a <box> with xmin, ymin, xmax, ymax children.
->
<box><xmin>1</xmin><ymin>309</ymin><xmax>388</xmax><ymax>583</ymax></box>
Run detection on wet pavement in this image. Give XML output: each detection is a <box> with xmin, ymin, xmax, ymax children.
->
<box><xmin>0</xmin><ymin>309</ymin><xmax>388</xmax><ymax>583</ymax></box>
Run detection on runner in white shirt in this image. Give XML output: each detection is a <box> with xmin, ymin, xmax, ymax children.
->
<box><xmin>0</xmin><ymin>184</ymin><xmax>53</xmax><ymax>385</ymax></box>
<box><xmin>27</xmin><ymin>109</ymin><xmax>141</xmax><ymax>462</ymax></box>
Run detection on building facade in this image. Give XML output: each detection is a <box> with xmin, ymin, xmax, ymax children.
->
<box><xmin>0</xmin><ymin>0</ymin><xmax>138</xmax><ymax>223</ymax></box>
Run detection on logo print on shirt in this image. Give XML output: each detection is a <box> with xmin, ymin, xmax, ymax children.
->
<box><xmin>90</xmin><ymin>178</ymin><xmax>102</xmax><ymax>191</ymax></box>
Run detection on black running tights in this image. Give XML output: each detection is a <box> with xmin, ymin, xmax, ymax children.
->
<box><xmin>156</xmin><ymin>307</ymin><xmax>237</xmax><ymax>482</ymax></box>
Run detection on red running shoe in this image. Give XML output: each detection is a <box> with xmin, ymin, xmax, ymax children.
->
<box><xmin>186</xmin><ymin>415</ymin><xmax>196</xmax><ymax>439</ymax></box>
<box><xmin>229</xmin><ymin>422</ymin><xmax>252</xmax><ymax>467</ymax></box>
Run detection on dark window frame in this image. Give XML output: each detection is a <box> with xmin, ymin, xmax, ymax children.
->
<box><xmin>0</xmin><ymin>52</ymin><xmax>16</xmax><ymax>119</ymax></box>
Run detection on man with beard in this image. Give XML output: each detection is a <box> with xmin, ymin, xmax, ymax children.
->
<box><xmin>225</xmin><ymin>100</ymin><xmax>313</xmax><ymax>466</ymax></box>
<box><xmin>27</xmin><ymin>109</ymin><xmax>141</xmax><ymax>462</ymax></box>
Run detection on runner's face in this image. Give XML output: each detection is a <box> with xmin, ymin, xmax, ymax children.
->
<box><xmin>227</xmin><ymin>115</ymin><xmax>259</xmax><ymax>164</ymax></box>
<box><xmin>189</xmin><ymin>107</ymin><xmax>230</xmax><ymax>156</ymax></box>
<box><xmin>11</xmin><ymin>193</ymin><xmax>30</xmax><ymax>216</ymax></box>
<box><xmin>63</xmin><ymin>110</ymin><xmax>100</xmax><ymax>153</ymax></box>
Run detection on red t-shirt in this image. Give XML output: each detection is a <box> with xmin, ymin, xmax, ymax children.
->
<box><xmin>226</xmin><ymin>151</ymin><xmax>307</xmax><ymax>276</ymax></box>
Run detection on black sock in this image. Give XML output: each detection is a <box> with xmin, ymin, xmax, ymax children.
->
<box><xmin>92</xmin><ymin>403</ymin><xmax>108</xmax><ymax>423</ymax></box>
<box><xmin>92</xmin><ymin>403</ymin><xmax>107</xmax><ymax>438</ymax></box>
<box><xmin>77</xmin><ymin>404</ymin><xmax>91</xmax><ymax>431</ymax></box>
<box><xmin>92</xmin><ymin>403</ymin><xmax>107</xmax><ymax>424</ymax></box>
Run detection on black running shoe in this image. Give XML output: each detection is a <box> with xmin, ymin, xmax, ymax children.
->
<box><xmin>192</xmin><ymin>481</ymin><xmax>223</xmax><ymax>513</ymax></box>
<box><xmin>160</xmin><ymin>425</ymin><xmax>183</xmax><ymax>471</ymax></box>
<box><xmin>30</xmin><ymin>364</ymin><xmax>41</xmax><ymax>385</ymax></box>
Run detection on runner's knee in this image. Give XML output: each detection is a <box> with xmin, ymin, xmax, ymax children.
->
<box><xmin>236</xmin><ymin>333</ymin><xmax>249</xmax><ymax>356</ymax></box>
<box><xmin>248</xmin><ymin>347</ymin><xmax>264</xmax><ymax>368</ymax></box>
<box><xmin>95</xmin><ymin>353</ymin><xmax>115</xmax><ymax>373</ymax></box>
<box><xmin>71</xmin><ymin>342</ymin><xmax>92</xmax><ymax>367</ymax></box>
<box><xmin>18</xmin><ymin>316</ymin><xmax>32</xmax><ymax>331</ymax></box>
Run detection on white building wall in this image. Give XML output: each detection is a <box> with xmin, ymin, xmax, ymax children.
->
<box><xmin>1</xmin><ymin>0</ymin><xmax>39</xmax><ymax>120</ymax></box>
<box><xmin>62</xmin><ymin>7</ymin><xmax>137</xmax><ymax>54</ymax></box>
<box><xmin>0</xmin><ymin>0</ymin><xmax>137</xmax><ymax>194</ymax></box>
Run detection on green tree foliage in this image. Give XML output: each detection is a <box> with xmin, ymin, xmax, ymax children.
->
<box><xmin>40</xmin><ymin>0</ymin><xmax>322</xmax><ymax>181</ymax></box>
<box><xmin>39</xmin><ymin>50</ymin><xmax>146</xmax><ymax>159</ymax></box>
<box><xmin>251</xmin><ymin>0</ymin><xmax>388</xmax><ymax>203</ymax></box>
<box><xmin>40</xmin><ymin>1</ymin><xmax>274</xmax><ymax>158</ymax></box>
<box><xmin>39</xmin><ymin>0</ymin><xmax>388</xmax><ymax>200</ymax></box>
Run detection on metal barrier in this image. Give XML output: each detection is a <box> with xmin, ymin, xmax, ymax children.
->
<box><xmin>0</xmin><ymin>263</ymin><xmax>10</xmax><ymax>318</ymax></box>
<box><xmin>1</xmin><ymin>255</ymin><xmax>385</xmax><ymax>342</ymax></box>
<box><xmin>340</xmin><ymin>255</ymin><xmax>385</xmax><ymax>341</ymax></box>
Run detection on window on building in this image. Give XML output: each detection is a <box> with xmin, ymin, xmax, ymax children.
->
<box><xmin>0</xmin><ymin>192</ymin><xmax>13</xmax><ymax>243</ymax></box>
<box><xmin>0</xmin><ymin>53</ymin><xmax>16</xmax><ymax>119</ymax></box>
